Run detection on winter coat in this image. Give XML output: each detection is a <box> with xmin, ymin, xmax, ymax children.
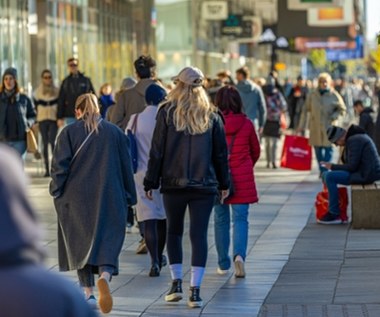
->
<box><xmin>298</xmin><ymin>89</ymin><xmax>346</xmax><ymax>146</ymax></box>
<box><xmin>223</xmin><ymin>113</ymin><xmax>260</xmax><ymax>204</ymax></box>
<box><xmin>50</xmin><ymin>119</ymin><xmax>137</xmax><ymax>272</ymax></box>
<box><xmin>57</xmin><ymin>72</ymin><xmax>95</xmax><ymax>119</ymax></box>
<box><xmin>126</xmin><ymin>106</ymin><xmax>165</xmax><ymax>222</ymax></box>
<box><xmin>236</xmin><ymin>80</ymin><xmax>267</xmax><ymax>128</ymax></box>
<box><xmin>0</xmin><ymin>92</ymin><xmax>36</xmax><ymax>141</ymax></box>
<box><xmin>110</xmin><ymin>78</ymin><xmax>157</xmax><ymax>130</ymax></box>
<box><xmin>287</xmin><ymin>85</ymin><xmax>308</xmax><ymax>129</ymax></box>
<box><xmin>331</xmin><ymin>125</ymin><xmax>380</xmax><ymax>184</ymax></box>
<box><xmin>144</xmin><ymin>104</ymin><xmax>230</xmax><ymax>194</ymax></box>
<box><xmin>358</xmin><ymin>107</ymin><xmax>375</xmax><ymax>140</ymax></box>
<box><xmin>0</xmin><ymin>144</ymin><xmax>96</xmax><ymax>317</ymax></box>
<box><xmin>33</xmin><ymin>85</ymin><xmax>59</xmax><ymax>122</ymax></box>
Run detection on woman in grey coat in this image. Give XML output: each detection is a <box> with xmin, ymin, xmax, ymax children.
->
<box><xmin>0</xmin><ymin>144</ymin><xmax>96</xmax><ymax>317</ymax></box>
<box><xmin>50</xmin><ymin>93</ymin><xmax>137</xmax><ymax>314</ymax></box>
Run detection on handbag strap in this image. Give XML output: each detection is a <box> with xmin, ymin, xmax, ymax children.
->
<box><xmin>71</xmin><ymin>118</ymin><xmax>103</xmax><ymax>165</ymax></box>
<box><xmin>130</xmin><ymin>114</ymin><xmax>138</xmax><ymax>133</ymax></box>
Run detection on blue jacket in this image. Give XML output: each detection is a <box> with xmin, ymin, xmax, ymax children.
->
<box><xmin>332</xmin><ymin>125</ymin><xmax>380</xmax><ymax>184</ymax></box>
<box><xmin>0</xmin><ymin>92</ymin><xmax>36</xmax><ymax>141</ymax></box>
<box><xmin>236</xmin><ymin>80</ymin><xmax>266</xmax><ymax>128</ymax></box>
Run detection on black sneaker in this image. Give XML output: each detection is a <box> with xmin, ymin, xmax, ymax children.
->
<box><xmin>165</xmin><ymin>279</ymin><xmax>183</xmax><ymax>302</ymax></box>
<box><xmin>159</xmin><ymin>254</ymin><xmax>167</xmax><ymax>269</ymax></box>
<box><xmin>317</xmin><ymin>212</ymin><xmax>342</xmax><ymax>225</ymax></box>
<box><xmin>188</xmin><ymin>286</ymin><xmax>203</xmax><ymax>308</ymax></box>
<box><xmin>149</xmin><ymin>264</ymin><xmax>160</xmax><ymax>277</ymax></box>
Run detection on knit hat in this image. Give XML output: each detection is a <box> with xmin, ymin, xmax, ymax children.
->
<box><xmin>326</xmin><ymin>126</ymin><xmax>346</xmax><ymax>143</ymax></box>
<box><xmin>2</xmin><ymin>67</ymin><xmax>17</xmax><ymax>80</ymax></box>
<box><xmin>145</xmin><ymin>83</ymin><xmax>167</xmax><ymax>105</ymax></box>
<box><xmin>120</xmin><ymin>77</ymin><xmax>137</xmax><ymax>90</ymax></box>
<box><xmin>171</xmin><ymin>66</ymin><xmax>204</xmax><ymax>87</ymax></box>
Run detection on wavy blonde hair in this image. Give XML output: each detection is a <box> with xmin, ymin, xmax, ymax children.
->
<box><xmin>75</xmin><ymin>93</ymin><xmax>101</xmax><ymax>134</ymax></box>
<box><xmin>166</xmin><ymin>81</ymin><xmax>214</xmax><ymax>135</ymax></box>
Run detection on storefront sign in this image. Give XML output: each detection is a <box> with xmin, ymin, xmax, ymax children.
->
<box><xmin>201</xmin><ymin>1</ymin><xmax>228</xmax><ymax>20</ymax></box>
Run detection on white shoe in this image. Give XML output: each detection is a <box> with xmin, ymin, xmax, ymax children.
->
<box><xmin>216</xmin><ymin>267</ymin><xmax>229</xmax><ymax>275</ymax></box>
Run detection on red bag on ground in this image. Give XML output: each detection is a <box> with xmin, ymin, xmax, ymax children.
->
<box><xmin>280</xmin><ymin>135</ymin><xmax>312</xmax><ymax>170</ymax></box>
<box><xmin>315</xmin><ymin>185</ymin><xmax>348</xmax><ymax>221</ymax></box>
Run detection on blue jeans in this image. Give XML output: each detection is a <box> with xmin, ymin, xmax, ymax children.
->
<box><xmin>6</xmin><ymin>140</ymin><xmax>26</xmax><ymax>159</ymax></box>
<box><xmin>214</xmin><ymin>204</ymin><xmax>249</xmax><ymax>270</ymax></box>
<box><xmin>322</xmin><ymin>171</ymin><xmax>350</xmax><ymax>215</ymax></box>
<box><xmin>314</xmin><ymin>146</ymin><xmax>333</xmax><ymax>173</ymax></box>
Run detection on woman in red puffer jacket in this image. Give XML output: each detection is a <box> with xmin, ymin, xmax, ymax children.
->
<box><xmin>213</xmin><ymin>85</ymin><xmax>261</xmax><ymax>278</ymax></box>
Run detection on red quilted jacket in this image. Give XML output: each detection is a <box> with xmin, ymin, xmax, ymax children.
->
<box><xmin>223</xmin><ymin>112</ymin><xmax>261</xmax><ymax>204</ymax></box>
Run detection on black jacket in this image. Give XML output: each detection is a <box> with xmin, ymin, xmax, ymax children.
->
<box><xmin>332</xmin><ymin>125</ymin><xmax>380</xmax><ymax>184</ymax></box>
<box><xmin>57</xmin><ymin>72</ymin><xmax>95</xmax><ymax>119</ymax></box>
<box><xmin>144</xmin><ymin>104</ymin><xmax>230</xmax><ymax>193</ymax></box>
<box><xmin>358</xmin><ymin>107</ymin><xmax>375</xmax><ymax>140</ymax></box>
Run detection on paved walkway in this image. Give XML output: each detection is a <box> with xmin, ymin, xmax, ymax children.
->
<box><xmin>24</xmin><ymin>155</ymin><xmax>380</xmax><ymax>317</ymax></box>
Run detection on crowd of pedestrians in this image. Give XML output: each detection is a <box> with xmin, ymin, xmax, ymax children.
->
<box><xmin>2</xmin><ymin>53</ymin><xmax>380</xmax><ymax>314</ymax></box>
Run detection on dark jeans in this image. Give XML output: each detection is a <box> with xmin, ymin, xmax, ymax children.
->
<box><xmin>77</xmin><ymin>264</ymin><xmax>114</xmax><ymax>287</ymax></box>
<box><xmin>163</xmin><ymin>191</ymin><xmax>216</xmax><ymax>267</ymax></box>
<box><xmin>322</xmin><ymin>170</ymin><xmax>350</xmax><ymax>215</ymax></box>
<box><xmin>39</xmin><ymin>120</ymin><xmax>57</xmax><ymax>172</ymax></box>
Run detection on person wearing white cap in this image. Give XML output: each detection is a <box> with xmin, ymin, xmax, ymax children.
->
<box><xmin>144</xmin><ymin>66</ymin><xmax>230</xmax><ymax>308</ymax></box>
<box><xmin>318</xmin><ymin>124</ymin><xmax>380</xmax><ymax>224</ymax></box>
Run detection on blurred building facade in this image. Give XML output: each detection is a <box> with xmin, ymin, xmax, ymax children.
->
<box><xmin>0</xmin><ymin>0</ymin><xmax>156</xmax><ymax>93</ymax></box>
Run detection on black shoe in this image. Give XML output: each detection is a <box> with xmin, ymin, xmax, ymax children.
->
<box><xmin>149</xmin><ymin>264</ymin><xmax>160</xmax><ymax>277</ymax></box>
<box><xmin>187</xmin><ymin>286</ymin><xmax>203</xmax><ymax>308</ymax></box>
<box><xmin>159</xmin><ymin>255</ymin><xmax>167</xmax><ymax>269</ymax></box>
<box><xmin>266</xmin><ymin>162</ymin><xmax>270</xmax><ymax>168</ymax></box>
<box><xmin>165</xmin><ymin>279</ymin><xmax>183</xmax><ymax>302</ymax></box>
<box><xmin>272</xmin><ymin>163</ymin><xmax>277</xmax><ymax>169</ymax></box>
<box><xmin>317</xmin><ymin>212</ymin><xmax>342</xmax><ymax>225</ymax></box>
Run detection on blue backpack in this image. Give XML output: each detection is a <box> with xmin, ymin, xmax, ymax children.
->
<box><xmin>127</xmin><ymin>114</ymin><xmax>138</xmax><ymax>173</ymax></box>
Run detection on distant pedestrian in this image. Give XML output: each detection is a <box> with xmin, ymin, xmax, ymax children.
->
<box><xmin>0</xmin><ymin>67</ymin><xmax>36</xmax><ymax>157</ymax></box>
<box><xmin>287</xmin><ymin>75</ymin><xmax>308</xmax><ymax>130</ymax></box>
<box><xmin>0</xmin><ymin>144</ymin><xmax>97</xmax><ymax>317</ymax></box>
<box><xmin>50</xmin><ymin>93</ymin><xmax>137</xmax><ymax>314</ymax></box>
<box><xmin>144</xmin><ymin>66</ymin><xmax>230</xmax><ymax>308</ymax></box>
<box><xmin>57</xmin><ymin>57</ymin><xmax>95</xmax><ymax>128</ymax></box>
<box><xmin>235</xmin><ymin>66</ymin><xmax>266</xmax><ymax>135</ymax></box>
<box><xmin>262</xmin><ymin>75</ymin><xmax>287</xmax><ymax>169</ymax></box>
<box><xmin>126</xmin><ymin>83</ymin><xmax>168</xmax><ymax>277</ymax></box>
<box><xmin>297</xmin><ymin>72</ymin><xmax>346</xmax><ymax>177</ymax></box>
<box><xmin>33</xmin><ymin>69</ymin><xmax>59</xmax><ymax>176</ymax></box>
<box><xmin>353</xmin><ymin>99</ymin><xmax>375</xmax><ymax>140</ymax></box>
<box><xmin>98</xmin><ymin>83</ymin><xmax>115</xmax><ymax>119</ymax></box>
<box><xmin>320</xmin><ymin>125</ymin><xmax>380</xmax><ymax>224</ymax></box>
<box><xmin>213</xmin><ymin>85</ymin><xmax>261</xmax><ymax>278</ymax></box>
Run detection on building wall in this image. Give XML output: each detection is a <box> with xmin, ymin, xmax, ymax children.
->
<box><xmin>0</xmin><ymin>0</ymin><xmax>156</xmax><ymax>95</ymax></box>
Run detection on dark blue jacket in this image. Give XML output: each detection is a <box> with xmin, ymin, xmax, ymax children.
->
<box><xmin>332</xmin><ymin>125</ymin><xmax>380</xmax><ymax>184</ymax></box>
<box><xmin>0</xmin><ymin>92</ymin><xmax>36</xmax><ymax>141</ymax></box>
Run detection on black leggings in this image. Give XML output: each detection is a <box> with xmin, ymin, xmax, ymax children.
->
<box><xmin>144</xmin><ymin>219</ymin><xmax>166</xmax><ymax>265</ymax></box>
<box><xmin>163</xmin><ymin>192</ymin><xmax>215</xmax><ymax>267</ymax></box>
<box><xmin>39</xmin><ymin>120</ymin><xmax>57</xmax><ymax>172</ymax></box>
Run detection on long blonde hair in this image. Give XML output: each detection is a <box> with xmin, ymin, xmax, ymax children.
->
<box><xmin>166</xmin><ymin>81</ymin><xmax>214</xmax><ymax>135</ymax></box>
<box><xmin>75</xmin><ymin>93</ymin><xmax>101</xmax><ymax>134</ymax></box>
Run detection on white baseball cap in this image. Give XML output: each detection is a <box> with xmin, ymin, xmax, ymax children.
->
<box><xmin>171</xmin><ymin>66</ymin><xmax>204</xmax><ymax>87</ymax></box>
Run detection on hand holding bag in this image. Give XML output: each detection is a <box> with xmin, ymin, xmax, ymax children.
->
<box><xmin>26</xmin><ymin>128</ymin><xmax>38</xmax><ymax>154</ymax></box>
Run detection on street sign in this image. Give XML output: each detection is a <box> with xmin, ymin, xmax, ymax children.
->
<box><xmin>201</xmin><ymin>1</ymin><xmax>228</xmax><ymax>20</ymax></box>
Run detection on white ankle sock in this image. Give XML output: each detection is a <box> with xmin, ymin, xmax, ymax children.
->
<box><xmin>190</xmin><ymin>266</ymin><xmax>205</xmax><ymax>287</ymax></box>
<box><xmin>169</xmin><ymin>263</ymin><xmax>182</xmax><ymax>280</ymax></box>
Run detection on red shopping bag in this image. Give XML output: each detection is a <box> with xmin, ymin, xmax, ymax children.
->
<box><xmin>315</xmin><ymin>185</ymin><xmax>348</xmax><ymax>221</ymax></box>
<box><xmin>280</xmin><ymin>135</ymin><xmax>312</xmax><ymax>170</ymax></box>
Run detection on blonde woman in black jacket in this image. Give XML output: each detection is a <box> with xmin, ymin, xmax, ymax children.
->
<box><xmin>144</xmin><ymin>67</ymin><xmax>230</xmax><ymax>309</ymax></box>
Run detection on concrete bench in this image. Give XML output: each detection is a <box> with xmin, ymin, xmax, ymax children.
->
<box><xmin>351</xmin><ymin>182</ymin><xmax>380</xmax><ymax>229</ymax></box>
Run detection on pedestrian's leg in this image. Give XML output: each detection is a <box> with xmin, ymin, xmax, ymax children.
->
<box><xmin>213</xmin><ymin>204</ymin><xmax>231</xmax><ymax>271</ymax></box>
<box><xmin>144</xmin><ymin>219</ymin><xmax>161</xmax><ymax>276</ymax></box>
<box><xmin>314</xmin><ymin>146</ymin><xmax>323</xmax><ymax>174</ymax></box>
<box><xmin>157</xmin><ymin>219</ymin><xmax>167</xmax><ymax>268</ymax></box>
<box><xmin>323</xmin><ymin>146</ymin><xmax>333</xmax><ymax>163</ymax></box>
<box><xmin>97</xmin><ymin>265</ymin><xmax>114</xmax><ymax>313</ymax></box>
<box><xmin>232</xmin><ymin>204</ymin><xmax>249</xmax><ymax>278</ymax></box>
<box><xmin>39</xmin><ymin>121</ymin><xmax>50</xmax><ymax>176</ymax></box>
<box><xmin>324</xmin><ymin>171</ymin><xmax>350</xmax><ymax>216</ymax></box>
<box><xmin>265</xmin><ymin>137</ymin><xmax>271</xmax><ymax>167</ymax></box>
<box><xmin>77</xmin><ymin>264</ymin><xmax>95</xmax><ymax>307</ymax></box>
<box><xmin>271</xmin><ymin>137</ymin><xmax>278</xmax><ymax>168</ymax></box>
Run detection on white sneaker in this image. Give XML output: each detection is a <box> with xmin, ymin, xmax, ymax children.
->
<box><xmin>216</xmin><ymin>267</ymin><xmax>229</xmax><ymax>275</ymax></box>
<box><xmin>234</xmin><ymin>255</ymin><xmax>245</xmax><ymax>278</ymax></box>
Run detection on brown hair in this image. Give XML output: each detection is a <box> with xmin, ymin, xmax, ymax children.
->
<box><xmin>75</xmin><ymin>93</ymin><xmax>101</xmax><ymax>134</ymax></box>
<box><xmin>236</xmin><ymin>66</ymin><xmax>250</xmax><ymax>79</ymax></box>
<box><xmin>214</xmin><ymin>85</ymin><xmax>243</xmax><ymax>114</ymax></box>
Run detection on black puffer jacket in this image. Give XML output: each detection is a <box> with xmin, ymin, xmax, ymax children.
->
<box><xmin>332</xmin><ymin>125</ymin><xmax>380</xmax><ymax>184</ymax></box>
<box><xmin>144</xmin><ymin>104</ymin><xmax>230</xmax><ymax>193</ymax></box>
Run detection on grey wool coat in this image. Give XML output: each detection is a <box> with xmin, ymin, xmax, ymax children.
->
<box><xmin>50</xmin><ymin>119</ymin><xmax>137</xmax><ymax>273</ymax></box>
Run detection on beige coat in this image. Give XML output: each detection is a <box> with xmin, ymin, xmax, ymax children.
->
<box><xmin>298</xmin><ymin>89</ymin><xmax>346</xmax><ymax>146</ymax></box>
